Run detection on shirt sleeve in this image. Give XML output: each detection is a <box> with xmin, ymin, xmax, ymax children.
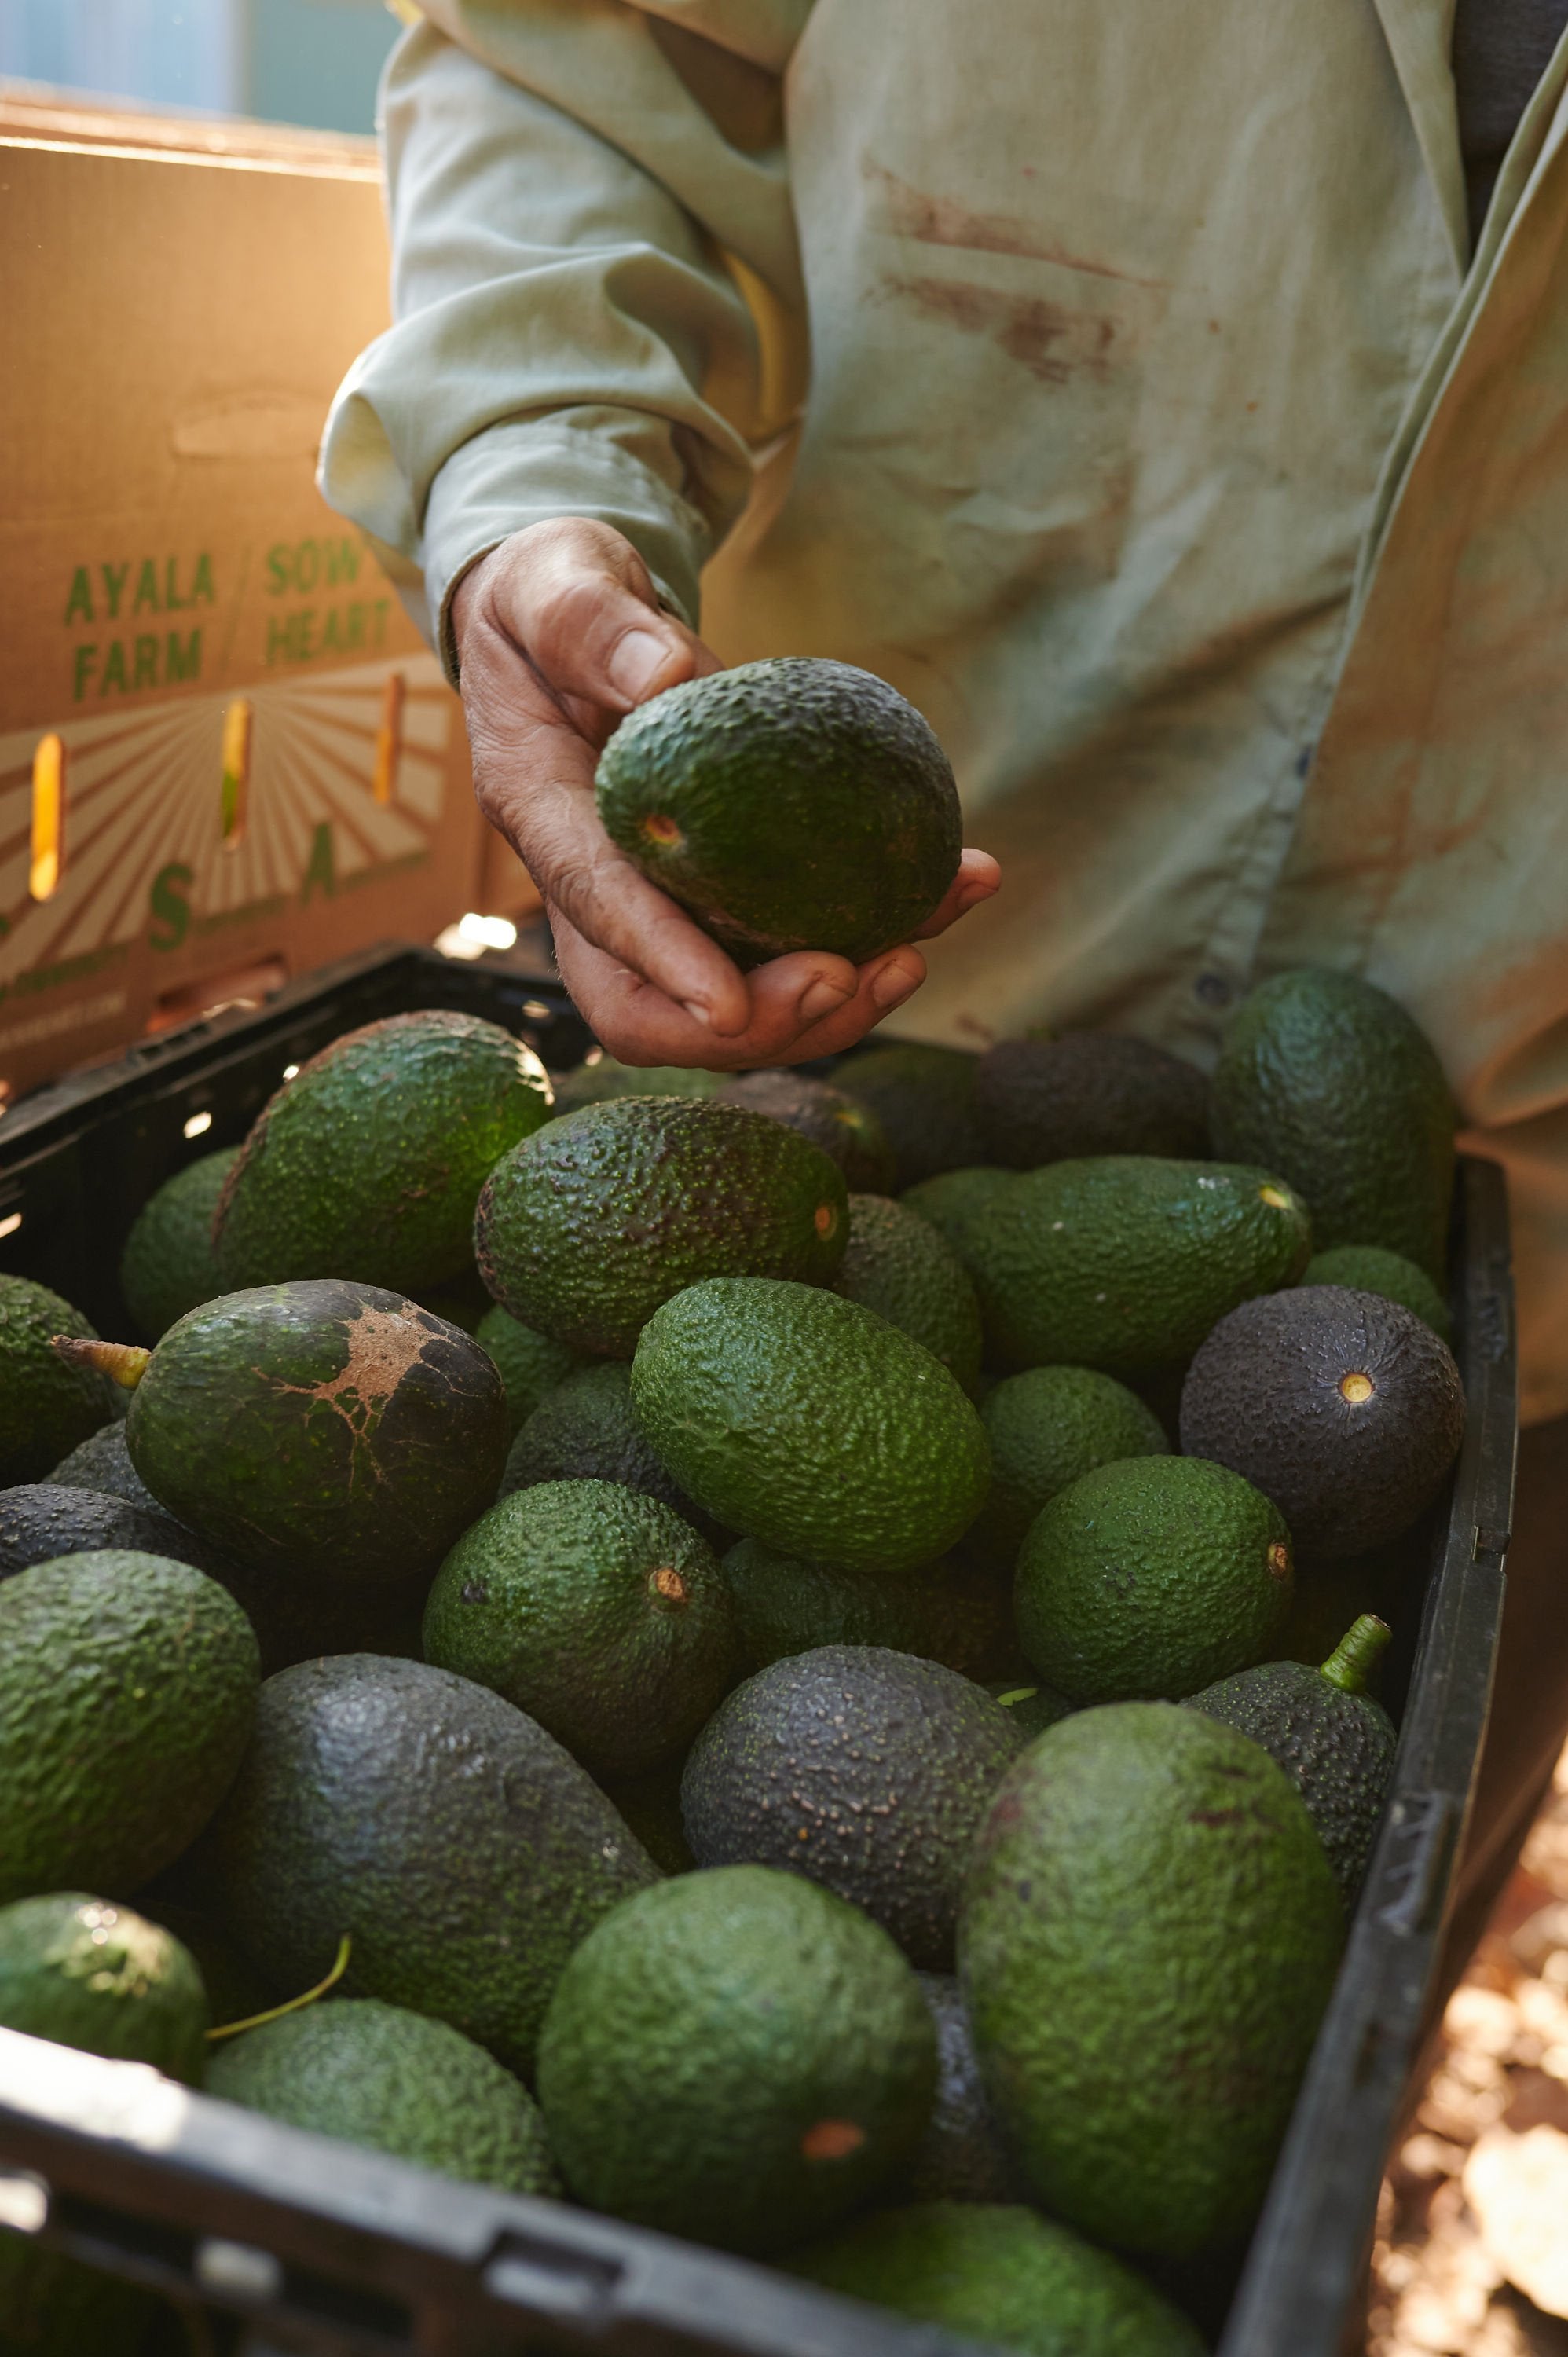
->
<box><xmin>318</xmin><ymin>0</ymin><xmax>809</xmax><ymax>676</ymax></box>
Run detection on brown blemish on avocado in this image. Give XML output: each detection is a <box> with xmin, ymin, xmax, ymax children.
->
<box><xmin>800</xmin><ymin>2119</ymin><xmax>866</xmax><ymax>2162</ymax></box>
<box><xmin>1267</xmin><ymin>1541</ymin><xmax>1291</xmax><ymax>1578</ymax></box>
<box><xmin>649</xmin><ymin>1566</ymin><xmax>687</xmax><ymax>1604</ymax></box>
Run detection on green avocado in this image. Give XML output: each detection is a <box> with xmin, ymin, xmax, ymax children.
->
<box><xmin>474</xmin><ymin>1303</ymin><xmax>577</xmax><ymax>1435</ymax></box>
<box><xmin>423</xmin><ymin>1479</ymin><xmax>739</xmax><ymax>1780</ymax></box>
<box><xmin>0</xmin><ymin>1481</ymin><xmax>225</xmax><ymax>1587</ymax></box>
<box><xmin>208</xmin><ymin>1998</ymin><xmax>560</xmax><ymax>2196</ymax></box>
<box><xmin>721</xmin><ymin>1536</ymin><xmax>1006</xmax><ymax>1679</ymax></box>
<box><xmin>837</xmin><ymin>1041</ymin><xmax>985</xmax><ymax>1189</ymax></box>
<box><xmin>536</xmin><ymin>1864</ymin><xmax>936</xmax><ymax>2253</ymax></box>
<box><xmin>1301</xmin><ymin>1243</ymin><xmax>1452</xmax><ymax>1342</ymax></box>
<box><xmin>1211</xmin><ymin>967</ymin><xmax>1456</xmax><ymax>1281</ymax></box>
<box><xmin>718</xmin><ymin>1070</ymin><xmax>896</xmax><ymax>1193</ymax></box>
<box><xmin>498</xmin><ymin>1361</ymin><xmax>721</xmax><ymax>1541</ymax></box>
<box><xmin>548</xmin><ymin>1054</ymin><xmax>723</xmax><ymax>1116</ymax></box>
<box><xmin>213</xmin><ymin>1010</ymin><xmax>552</xmax><ymax>1296</ymax></box>
<box><xmin>595</xmin><ymin>658</ymin><xmax>962</xmax><ymax>968</ymax></box>
<box><xmin>48</xmin><ymin>1420</ymin><xmax>163</xmax><ymax>1514</ymax></box>
<box><xmin>0</xmin><ymin>1550</ymin><xmax>258</xmax><ymax>1904</ymax></box>
<box><xmin>974</xmin><ymin>1034</ymin><xmax>1211</xmax><ymax>1168</ymax></box>
<box><xmin>962</xmin><ymin>1157</ymin><xmax>1313</xmax><ymax>1378</ymax></box>
<box><xmin>119</xmin><ymin>1147</ymin><xmax>238</xmax><ymax>1341</ymax></box>
<box><xmin>0</xmin><ymin>1893</ymin><xmax>208</xmax><ymax>2084</ymax></box>
<box><xmin>969</xmin><ymin>1365</ymin><xmax>1169</xmax><ymax>1568</ymax></box>
<box><xmin>899</xmin><ymin>1166</ymin><xmax>1020</xmax><ymax>1270</ymax></box>
<box><xmin>631</xmin><ymin>1277</ymin><xmax>991</xmax><ymax>1576</ymax></box>
<box><xmin>475</xmin><ymin>1097</ymin><xmax>848</xmax><ymax>1358</ymax></box>
<box><xmin>959</xmin><ymin>1703</ymin><xmax>1343</xmax><ymax>2257</ymax></box>
<box><xmin>0</xmin><ymin>1274</ymin><xmax>117</xmax><ymax>1489</ymax></box>
<box><xmin>832</xmin><ymin>1193</ymin><xmax>983</xmax><ymax>1389</ymax></box>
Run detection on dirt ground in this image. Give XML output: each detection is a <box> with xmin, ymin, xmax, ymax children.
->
<box><xmin>1368</xmin><ymin>1740</ymin><xmax>1568</xmax><ymax>2354</ymax></box>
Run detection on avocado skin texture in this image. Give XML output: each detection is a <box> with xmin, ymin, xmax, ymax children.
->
<box><xmin>423</xmin><ymin>1479</ymin><xmax>739</xmax><ymax>1780</ymax></box>
<box><xmin>49</xmin><ymin>1423</ymin><xmax>161</xmax><ymax>1513</ymax></box>
<box><xmin>904</xmin><ymin>1976</ymin><xmax>1024</xmax><ymax>2204</ymax></box>
<box><xmin>595</xmin><ymin>658</ymin><xmax>962</xmax><ymax>968</ymax></box>
<box><xmin>718</xmin><ymin>1070</ymin><xmax>896</xmax><ymax>1193</ymax></box>
<box><xmin>975</xmin><ymin>1034</ymin><xmax>1211</xmax><ymax>1170</ymax></box>
<box><xmin>0</xmin><ymin>1550</ymin><xmax>258</xmax><ymax>1905</ymax></box>
<box><xmin>214</xmin><ymin>1010</ymin><xmax>552</xmax><ymax>1297</ymax></box>
<box><xmin>788</xmin><ymin>2201</ymin><xmax>1207</xmax><ymax>2356</ymax></box>
<box><xmin>964</xmin><ymin>1157</ymin><xmax>1313</xmax><ymax>1378</ymax></box>
<box><xmin>1184</xmin><ymin>1654</ymin><xmax>1396</xmax><ymax>1905</ymax></box>
<box><xmin>632</xmin><ymin>1277</ymin><xmax>991</xmax><ymax>1576</ymax></box>
<box><xmin>0</xmin><ymin>1893</ymin><xmax>208</xmax><ymax>2084</ymax></box>
<box><xmin>681</xmin><ymin>1646</ymin><xmax>1023</xmax><ymax>1969</ymax></box>
<box><xmin>549</xmin><ymin>1056</ymin><xmax>722</xmax><ymax>1116</ymax></box>
<box><xmin>960</xmin><ymin>1703</ymin><xmax>1343</xmax><ymax>2257</ymax></box>
<box><xmin>970</xmin><ymin>1365</ymin><xmax>1169</xmax><ymax>1567</ymax></box>
<box><xmin>832</xmin><ymin>1193</ymin><xmax>983</xmax><ymax>1389</ymax></box>
<box><xmin>475</xmin><ymin>1097</ymin><xmax>848</xmax><ymax>1358</ymax></box>
<box><xmin>0</xmin><ymin>1274</ymin><xmax>118</xmax><ymax>1488</ymax></box>
<box><xmin>900</xmin><ymin>1166</ymin><xmax>1020</xmax><ymax>1269</ymax></box>
<box><xmin>474</xmin><ymin>1304</ymin><xmax>577</xmax><ymax>1437</ymax></box>
<box><xmin>722</xmin><ymin>1537</ymin><xmax>1006</xmax><ymax>1678</ymax></box>
<box><xmin>1179</xmin><ymin>1285</ymin><xmax>1466</xmax><ymax>1560</ymax></box>
<box><xmin>119</xmin><ymin>1148</ymin><xmax>237</xmax><ymax>1341</ymax></box>
<box><xmin>498</xmin><ymin>1361</ymin><xmax>721</xmax><ymax>1542</ymax></box>
<box><xmin>536</xmin><ymin>1863</ymin><xmax>936</xmax><ymax>2253</ymax></box>
<box><xmin>838</xmin><ymin>1042</ymin><xmax>985</xmax><ymax>1188</ymax></box>
<box><xmin>127</xmin><ymin>1280</ymin><xmax>508</xmax><ymax>1585</ymax></box>
<box><xmin>209</xmin><ymin>1654</ymin><xmax>658</xmax><ymax>2076</ymax></box>
<box><xmin>1211</xmin><ymin>967</ymin><xmax>1456</xmax><ymax>1281</ymax></box>
<box><xmin>208</xmin><ymin>1998</ymin><xmax>561</xmax><ymax>2196</ymax></box>
<box><xmin>1016</xmin><ymin>1456</ymin><xmax>1293</xmax><ymax>1705</ymax></box>
<box><xmin>0</xmin><ymin>1483</ymin><xmax>228</xmax><ymax>1587</ymax></box>
<box><xmin>1302</xmin><ymin>1244</ymin><xmax>1453</xmax><ymax>1343</ymax></box>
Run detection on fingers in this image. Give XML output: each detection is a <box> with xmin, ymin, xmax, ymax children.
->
<box><xmin>913</xmin><ymin>847</ymin><xmax>1002</xmax><ymax>940</ymax></box>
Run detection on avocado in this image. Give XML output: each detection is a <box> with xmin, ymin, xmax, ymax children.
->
<box><xmin>214</xmin><ymin>1009</ymin><xmax>553</xmax><ymax>1296</ymax></box>
<box><xmin>899</xmin><ymin>1165</ymin><xmax>1020</xmax><ymax>1269</ymax></box>
<box><xmin>986</xmin><ymin>1681</ymin><xmax>1075</xmax><ymax>1739</ymax></box>
<box><xmin>207</xmin><ymin>1997</ymin><xmax>560</xmax><ymax>2196</ymax></box>
<box><xmin>124</xmin><ymin>1280</ymin><xmax>508</xmax><ymax>1585</ymax></box>
<box><xmin>788</xmin><ymin>2201</ymin><xmax>1207</xmax><ymax>2356</ymax></box>
<box><xmin>717</xmin><ymin>1070</ymin><xmax>896</xmax><ymax>1193</ymax></box>
<box><xmin>837</xmin><ymin>1041</ymin><xmax>985</xmax><ymax>1188</ymax></box>
<box><xmin>1184</xmin><ymin>1615</ymin><xmax>1398</xmax><ymax>1903</ymax></box>
<box><xmin>209</xmin><ymin>1654</ymin><xmax>658</xmax><ymax>2076</ymax></box>
<box><xmin>423</xmin><ymin>1479</ymin><xmax>739</xmax><ymax>1780</ymax></box>
<box><xmin>631</xmin><ymin>1277</ymin><xmax>991</xmax><ymax>1576</ymax></box>
<box><xmin>498</xmin><ymin>1361</ymin><xmax>721</xmax><ymax>1541</ymax></box>
<box><xmin>904</xmin><ymin>1975</ymin><xmax>1023</xmax><ymax>2203</ymax></box>
<box><xmin>1015</xmin><ymin>1456</ymin><xmax>1293</xmax><ymax>1705</ymax></box>
<box><xmin>549</xmin><ymin>1054</ymin><xmax>723</xmax><ymax>1116</ymax></box>
<box><xmin>119</xmin><ymin>1147</ymin><xmax>237</xmax><ymax>1341</ymax></box>
<box><xmin>0</xmin><ymin>1550</ymin><xmax>258</xmax><ymax>1905</ymax></box>
<box><xmin>831</xmin><ymin>1193</ymin><xmax>983</xmax><ymax>1389</ymax></box>
<box><xmin>1301</xmin><ymin>1243</ymin><xmax>1452</xmax><ymax>1343</ymax></box>
<box><xmin>721</xmin><ymin>1537</ymin><xmax>1006</xmax><ymax>1679</ymax></box>
<box><xmin>680</xmin><ymin>1646</ymin><xmax>1022</xmax><ymax>1968</ymax></box>
<box><xmin>0</xmin><ymin>1274</ymin><xmax>117</xmax><ymax>1488</ymax></box>
<box><xmin>1178</xmin><ymin>1285</ymin><xmax>1466</xmax><ymax>1559</ymax></box>
<box><xmin>959</xmin><ymin>1703</ymin><xmax>1343</xmax><ymax>2256</ymax></box>
<box><xmin>47</xmin><ymin>1421</ymin><xmax>160</xmax><ymax>1513</ymax></box>
<box><xmin>1211</xmin><ymin>967</ymin><xmax>1456</xmax><ymax>1281</ymax></box>
<box><xmin>965</xmin><ymin>1157</ymin><xmax>1312</xmax><ymax>1378</ymax></box>
<box><xmin>969</xmin><ymin>1365</ymin><xmax>1169</xmax><ymax>1568</ymax></box>
<box><xmin>0</xmin><ymin>1483</ymin><xmax>227</xmax><ymax>1587</ymax></box>
<box><xmin>595</xmin><ymin>658</ymin><xmax>962</xmax><ymax>969</ymax></box>
<box><xmin>536</xmin><ymin>1863</ymin><xmax>936</xmax><ymax>2253</ymax></box>
<box><xmin>596</xmin><ymin>1757</ymin><xmax>697</xmax><ymax>1875</ymax></box>
<box><xmin>974</xmin><ymin>1034</ymin><xmax>1211</xmax><ymax>1169</ymax></box>
<box><xmin>474</xmin><ymin>1303</ymin><xmax>577</xmax><ymax>1435</ymax></box>
<box><xmin>0</xmin><ymin>1893</ymin><xmax>207</xmax><ymax>2084</ymax></box>
<box><xmin>475</xmin><ymin>1097</ymin><xmax>848</xmax><ymax>1358</ymax></box>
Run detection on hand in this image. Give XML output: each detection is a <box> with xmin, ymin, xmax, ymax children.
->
<box><xmin>450</xmin><ymin>518</ymin><xmax>1000</xmax><ymax>1068</ymax></box>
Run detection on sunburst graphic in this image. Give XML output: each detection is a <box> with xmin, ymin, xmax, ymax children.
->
<box><xmin>0</xmin><ymin>654</ymin><xmax>452</xmax><ymax>983</ymax></box>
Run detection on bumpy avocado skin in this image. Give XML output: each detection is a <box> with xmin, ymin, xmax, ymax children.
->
<box><xmin>0</xmin><ymin>1274</ymin><xmax>117</xmax><ymax>1489</ymax></box>
<box><xmin>126</xmin><ymin>1280</ymin><xmax>508</xmax><ymax>1585</ymax></box>
<box><xmin>959</xmin><ymin>1704</ymin><xmax>1343</xmax><ymax>2258</ymax></box>
<box><xmin>631</xmin><ymin>1277</ymin><xmax>991</xmax><ymax>1576</ymax></box>
<box><xmin>475</xmin><ymin>1097</ymin><xmax>848</xmax><ymax>1358</ymax></box>
<box><xmin>1015</xmin><ymin>1457</ymin><xmax>1293</xmax><ymax>1705</ymax></box>
<box><xmin>718</xmin><ymin>1070</ymin><xmax>896</xmax><ymax>1194</ymax></box>
<box><xmin>214</xmin><ymin>1010</ymin><xmax>552</xmax><ymax>1296</ymax></box>
<box><xmin>0</xmin><ymin>1893</ymin><xmax>208</xmax><ymax>2084</ymax></box>
<box><xmin>1301</xmin><ymin>1244</ymin><xmax>1453</xmax><ymax>1342</ymax></box>
<box><xmin>963</xmin><ymin>1157</ymin><xmax>1312</xmax><ymax>1378</ymax></box>
<box><xmin>498</xmin><ymin>1360</ymin><xmax>720</xmax><ymax>1541</ymax></box>
<box><xmin>594</xmin><ymin>658</ymin><xmax>962</xmax><ymax>968</ymax></box>
<box><xmin>1178</xmin><ymin>1285</ymin><xmax>1466</xmax><ymax>1560</ymax></box>
<box><xmin>832</xmin><ymin>1193</ymin><xmax>983</xmax><ymax>1389</ymax></box>
<box><xmin>209</xmin><ymin>1654</ymin><xmax>658</xmax><ymax>2077</ymax></box>
<box><xmin>536</xmin><ymin>1864</ymin><xmax>936</xmax><ymax>2253</ymax></box>
<box><xmin>682</xmin><ymin>1647</ymin><xmax>1023</xmax><ymax>1969</ymax></box>
<box><xmin>900</xmin><ymin>1166</ymin><xmax>1020</xmax><ymax>1269</ymax></box>
<box><xmin>474</xmin><ymin>1303</ymin><xmax>577</xmax><ymax>1436</ymax></box>
<box><xmin>1211</xmin><ymin>967</ymin><xmax>1456</xmax><ymax>1281</ymax></box>
<box><xmin>975</xmin><ymin>1034</ymin><xmax>1211</xmax><ymax>1169</ymax></box>
<box><xmin>789</xmin><ymin>2200</ymin><xmax>1208</xmax><ymax>2355</ymax></box>
<box><xmin>838</xmin><ymin>1041</ymin><xmax>985</xmax><ymax>1189</ymax></box>
<box><xmin>119</xmin><ymin>1147</ymin><xmax>238</xmax><ymax>1341</ymax></box>
<box><xmin>0</xmin><ymin>1482</ymin><xmax>225</xmax><ymax>1587</ymax></box>
<box><xmin>48</xmin><ymin>1422</ymin><xmax>161</xmax><ymax>1513</ymax></box>
<box><xmin>969</xmin><ymin>1365</ymin><xmax>1169</xmax><ymax>1567</ymax></box>
<box><xmin>0</xmin><ymin>1550</ymin><xmax>258</xmax><ymax>1904</ymax></box>
<box><xmin>208</xmin><ymin>1998</ymin><xmax>561</xmax><ymax>2196</ymax></box>
<box><xmin>722</xmin><ymin>1537</ymin><xmax>1005</xmax><ymax>1678</ymax></box>
<box><xmin>904</xmin><ymin>1975</ymin><xmax>1024</xmax><ymax>2203</ymax></box>
<box><xmin>423</xmin><ymin>1479</ymin><xmax>739</xmax><ymax>1779</ymax></box>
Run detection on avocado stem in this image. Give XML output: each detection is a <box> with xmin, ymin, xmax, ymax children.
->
<box><xmin>1320</xmin><ymin>1614</ymin><xmax>1392</xmax><ymax>1696</ymax></box>
<box><xmin>51</xmin><ymin>1336</ymin><xmax>152</xmax><ymax>1391</ymax></box>
<box><xmin>206</xmin><ymin>1933</ymin><xmax>352</xmax><ymax>2043</ymax></box>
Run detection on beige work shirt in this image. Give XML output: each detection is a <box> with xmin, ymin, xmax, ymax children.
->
<box><xmin>321</xmin><ymin>0</ymin><xmax>1568</xmax><ymax>1423</ymax></box>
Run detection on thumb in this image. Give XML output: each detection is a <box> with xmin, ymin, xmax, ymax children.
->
<box><xmin>476</xmin><ymin>519</ymin><xmax>719</xmax><ymax>715</ymax></box>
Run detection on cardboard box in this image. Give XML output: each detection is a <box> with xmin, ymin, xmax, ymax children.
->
<box><xmin>0</xmin><ymin>93</ymin><xmax>522</xmax><ymax>1103</ymax></box>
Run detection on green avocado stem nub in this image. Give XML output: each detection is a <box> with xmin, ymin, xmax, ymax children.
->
<box><xmin>1319</xmin><ymin>1614</ymin><xmax>1392</xmax><ymax>1697</ymax></box>
<box><xmin>50</xmin><ymin>1336</ymin><xmax>152</xmax><ymax>1391</ymax></box>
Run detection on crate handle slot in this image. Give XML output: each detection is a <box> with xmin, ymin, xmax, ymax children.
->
<box><xmin>482</xmin><ymin>2229</ymin><xmax>625</xmax><ymax>2321</ymax></box>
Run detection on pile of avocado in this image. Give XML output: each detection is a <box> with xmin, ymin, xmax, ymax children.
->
<box><xmin>0</xmin><ymin>961</ymin><xmax>1468</xmax><ymax>2357</ymax></box>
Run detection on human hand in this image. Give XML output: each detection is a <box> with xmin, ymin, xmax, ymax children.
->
<box><xmin>451</xmin><ymin>518</ymin><xmax>999</xmax><ymax>1068</ymax></box>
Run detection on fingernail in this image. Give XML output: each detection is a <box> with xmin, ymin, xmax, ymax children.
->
<box><xmin>870</xmin><ymin>960</ymin><xmax>919</xmax><ymax>1010</ymax></box>
<box><xmin>608</xmin><ymin>629</ymin><xmax>670</xmax><ymax>702</ymax></box>
<box><xmin>799</xmin><ymin>978</ymin><xmax>852</xmax><ymax>1021</ymax></box>
<box><xmin>681</xmin><ymin>999</ymin><xmax>712</xmax><ymax>1028</ymax></box>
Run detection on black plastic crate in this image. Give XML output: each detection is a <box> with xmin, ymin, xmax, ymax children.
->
<box><xmin>0</xmin><ymin>943</ymin><xmax>1520</xmax><ymax>2357</ymax></box>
